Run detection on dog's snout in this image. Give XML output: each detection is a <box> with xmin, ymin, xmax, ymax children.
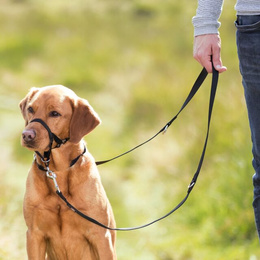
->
<box><xmin>22</xmin><ymin>129</ymin><xmax>36</xmax><ymax>142</ymax></box>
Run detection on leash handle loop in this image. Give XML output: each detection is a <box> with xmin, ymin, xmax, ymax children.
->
<box><xmin>187</xmin><ymin>64</ymin><xmax>218</xmax><ymax>194</ymax></box>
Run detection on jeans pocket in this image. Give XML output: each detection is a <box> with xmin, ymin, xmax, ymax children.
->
<box><xmin>235</xmin><ymin>15</ymin><xmax>260</xmax><ymax>32</ymax></box>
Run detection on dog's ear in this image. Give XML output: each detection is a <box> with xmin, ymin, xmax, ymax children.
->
<box><xmin>69</xmin><ymin>98</ymin><xmax>101</xmax><ymax>143</ymax></box>
<box><xmin>19</xmin><ymin>88</ymin><xmax>39</xmax><ymax>125</ymax></box>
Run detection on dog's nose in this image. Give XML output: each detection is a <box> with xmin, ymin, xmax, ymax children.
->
<box><xmin>22</xmin><ymin>129</ymin><xmax>36</xmax><ymax>142</ymax></box>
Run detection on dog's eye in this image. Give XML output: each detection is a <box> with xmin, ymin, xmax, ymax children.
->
<box><xmin>49</xmin><ymin>111</ymin><xmax>61</xmax><ymax>117</ymax></box>
<box><xmin>28</xmin><ymin>106</ymin><xmax>34</xmax><ymax>114</ymax></box>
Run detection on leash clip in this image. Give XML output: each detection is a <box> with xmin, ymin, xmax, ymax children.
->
<box><xmin>46</xmin><ymin>167</ymin><xmax>60</xmax><ymax>192</ymax></box>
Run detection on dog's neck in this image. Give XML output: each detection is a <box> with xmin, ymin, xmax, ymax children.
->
<box><xmin>34</xmin><ymin>141</ymin><xmax>87</xmax><ymax>172</ymax></box>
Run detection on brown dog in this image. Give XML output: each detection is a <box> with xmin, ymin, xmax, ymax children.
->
<box><xmin>20</xmin><ymin>85</ymin><xmax>116</xmax><ymax>260</ymax></box>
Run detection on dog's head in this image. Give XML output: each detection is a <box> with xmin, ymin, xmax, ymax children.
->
<box><xmin>20</xmin><ymin>85</ymin><xmax>101</xmax><ymax>151</ymax></box>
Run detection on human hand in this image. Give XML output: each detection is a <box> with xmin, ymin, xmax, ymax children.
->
<box><xmin>193</xmin><ymin>34</ymin><xmax>227</xmax><ymax>73</ymax></box>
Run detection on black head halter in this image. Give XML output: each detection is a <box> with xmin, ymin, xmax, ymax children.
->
<box><xmin>30</xmin><ymin>118</ymin><xmax>69</xmax><ymax>165</ymax></box>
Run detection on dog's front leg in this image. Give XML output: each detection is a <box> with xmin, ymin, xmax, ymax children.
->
<box><xmin>94</xmin><ymin>230</ymin><xmax>117</xmax><ymax>260</ymax></box>
<box><xmin>26</xmin><ymin>229</ymin><xmax>47</xmax><ymax>259</ymax></box>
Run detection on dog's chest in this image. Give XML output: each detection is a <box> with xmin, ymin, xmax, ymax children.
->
<box><xmin>24</xmin><ymin>164</ymin><xmax>108</xmax><ymax>239</ymax></box>
<box><xmin>34</xmin><ymin>194</ymin><xmax>89</xmax><ymax>234</ymax></box>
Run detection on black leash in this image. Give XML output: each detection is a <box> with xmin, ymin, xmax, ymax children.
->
<box><xmin>53</xmin><ymin>65</ymin><xmax>219</xmax><ymax>231</ymax></box>
<box><xmin>95</xmin><ymin>66</ymin><xmax>211</xmax><ymax>166</ymax></box>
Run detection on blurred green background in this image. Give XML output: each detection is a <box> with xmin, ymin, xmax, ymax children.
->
<box><xmin>0</xmin><ymin>0</ymin><xmax>259</xmax><ymax>259</ymax></box>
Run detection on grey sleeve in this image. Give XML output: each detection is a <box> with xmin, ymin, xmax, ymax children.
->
<box><xmin>192</xmin><ymin>0</ymin><xmax>224</xmax><ymax>36</ymax></box>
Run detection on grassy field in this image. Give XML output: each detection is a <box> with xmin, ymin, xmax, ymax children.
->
<box><xmin>0</xmin><ymin>0</ymin><xmax>260</xmax><ymax>259</ymax></box>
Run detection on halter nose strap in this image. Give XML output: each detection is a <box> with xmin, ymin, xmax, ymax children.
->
<box><xmin>29</xmin><ymin>118</ymin><xmax>69</xmax><ymax>162</ymax></box>
<box><xmin>30</xmin><ymin>118</ymin><xmax>54</xmax><ymax>145</ymax></box>
<box><xmin>30</xmin><ymin>118</ymin><xmax>69</xmax><ymax>147</ymax></box>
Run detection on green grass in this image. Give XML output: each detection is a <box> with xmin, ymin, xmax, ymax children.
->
<box><xmin>0</xmin><ymin>0</ymin><xmax>260</xmax><ymax>259</ymax></box>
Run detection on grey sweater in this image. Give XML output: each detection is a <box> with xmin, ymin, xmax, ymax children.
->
<box><xmin>193</xmin><ymin>0</ymin><xmax>260</xmax><ymax>36</ymax></box>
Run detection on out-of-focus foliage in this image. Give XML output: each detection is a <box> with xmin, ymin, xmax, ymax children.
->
<box><xmin>0</xmin><ymin>0</ymin><xmax>259</xmax><ymax>259</ymax></box>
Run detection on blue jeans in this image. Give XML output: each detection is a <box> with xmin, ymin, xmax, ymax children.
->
<box><xmin>236</xmin><ymin>15</ymin><xmax>260</xmax><ymax>239</ymax></box>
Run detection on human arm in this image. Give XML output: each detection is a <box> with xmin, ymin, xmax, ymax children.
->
<box><xmin>192</xmin><ymin>0</ymin><xmax>227</xmax><ymax>73</ymax></box>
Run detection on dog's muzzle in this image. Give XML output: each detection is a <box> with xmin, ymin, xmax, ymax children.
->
<box><xmin>29</xmin><ymin>118</ymin><xmax>69</xmax><ymax>162</ymax></box>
